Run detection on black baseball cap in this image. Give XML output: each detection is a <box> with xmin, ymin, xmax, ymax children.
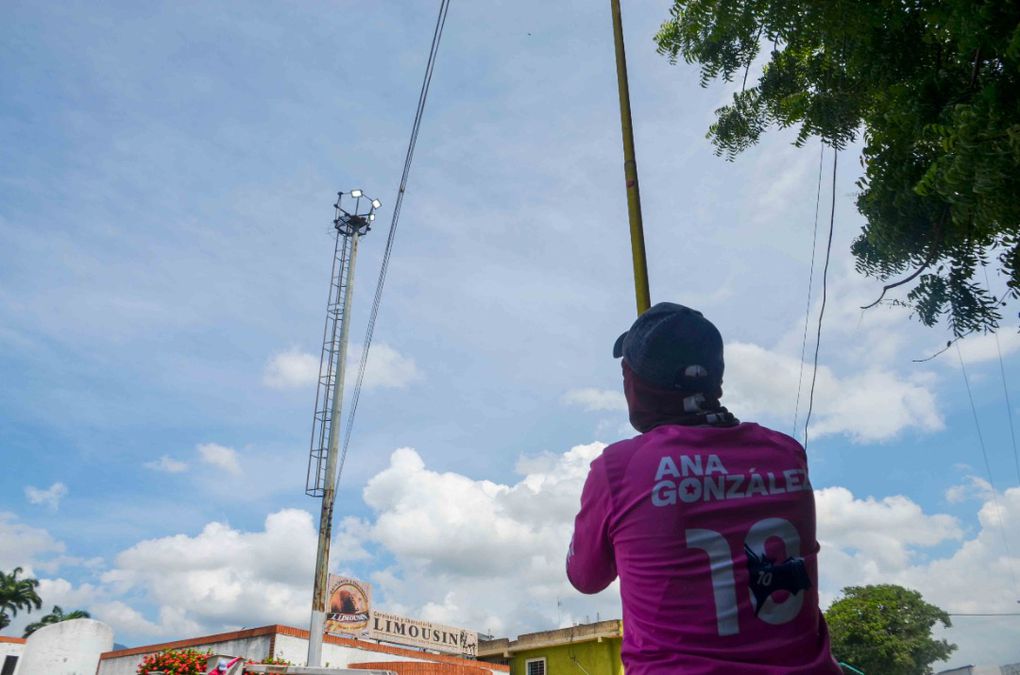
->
<box><xmin>613</xmin><ymin>302</ymin><xmax>724</xmax><ymax>392</ymax></box>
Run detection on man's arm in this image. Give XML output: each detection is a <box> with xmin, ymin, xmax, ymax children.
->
<box><xmin>566</xmin><ymin>455</ymin><xmax>617</xmax><ymax>594</ymax></box>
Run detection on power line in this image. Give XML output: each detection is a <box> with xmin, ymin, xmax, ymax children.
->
<box><xmin>803</xmin><ymin>148</ymin><xmax>838</xmax><ymax>450</ymax></box>
<box><xmin>336</xmin><ymin>0</ymin><xmax>452</xmax><ymax>489</ymax></box>
<box><xmin>982</xmin><ymin>264</ymin><xmax>1020</xmax><ymax>487</ymax></box>
<box><xmin>956</xmin><ymin>342</ymin><xmax>1020</xmax><ymax>599</ymax></box>
<box><xmin>947</xmin><ymin>612</ymin><xmax>1020</xmax><ymax>617</ymax></box>
<box><xmin>793</xmin><ymin>142</ymin><xmax>825</xmax><ymax>437</ymax></box>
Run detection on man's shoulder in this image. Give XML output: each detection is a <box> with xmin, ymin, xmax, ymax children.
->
<box><xmin>601</xmin><ymin>431</ymin><xmax>655</xmax><ymax>460</ymax></box>
<box><xmin>603</xmin><ymin>422</ymin><xmax>805</xmax><ymax>461</ymax></box>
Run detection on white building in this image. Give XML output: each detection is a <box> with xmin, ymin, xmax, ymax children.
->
<box><xmin>1</xmin><ymin>636</ymin><xmax>24</xmax><ymax>675</ymax></box>
<box><xmin>97</xmin><ymin>624</ymin><xmax>505</xmax><ymax>675</ymax></box>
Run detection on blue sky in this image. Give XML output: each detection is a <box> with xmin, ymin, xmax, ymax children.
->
<box><xmin>2</xmin><ymin>0</ymin><xmax>1020</xmax><ymax>668</ymax></box>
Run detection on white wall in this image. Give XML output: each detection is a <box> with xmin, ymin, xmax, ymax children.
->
<box><xmin>268</xmin><ymin>634</ymin><xmax>307</xmax><ymax>666</ymax></box>
<box><xmin>98</xmin><ymin>635</ymin><xmax>272</xmax><ymax>675</ymax></box>
<box><xmin>96</xmin><ymin>630</ymin><xmax>505</xmax><ymax>675</ymax></box>
<box><xmin>18</xmin><ymin>619</ymin><xmax>113</xmax><ymax>675</ymax></box>
<box><xmin>273</xmin><ymin>635</ymin><xmax>429</xmax><ymax>669</ymax></box>
<box><xmin>272</xmin><ymin>634</ymin><xmax>505</xmax><ymax>674</ymax></box>
<box><xmin>0</xmin><ymin>640</ymin><xmax>24</xmax><ymax>675</ymax></box>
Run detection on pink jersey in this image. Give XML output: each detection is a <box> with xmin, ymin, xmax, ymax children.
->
<box><xmin>567</xmin><ymin>422</ymin><xmax>840</xmax><ymax>674</ymax></box>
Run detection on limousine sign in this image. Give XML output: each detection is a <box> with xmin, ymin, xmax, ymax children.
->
<box><xmin>324</xmin><ymin>575</ymin><xmax>478</xmax><ymax>657</ymax></box>
<box><xmin>370</xmin><ymin>610</ymin><xmax>478</xmax><ymax>657</ymax></box>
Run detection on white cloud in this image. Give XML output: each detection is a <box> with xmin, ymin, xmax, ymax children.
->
<box><xmin>0</xmin><ymin>515</ymin><xmax>98</xmax><ymax>636</ymax></box>
<box><xmin>334</xmin><ymin>443</ymin><xmax>618</xmax><ymax>635</ymax></box>
<box><xmin>4</xmin><ymin>441</ymin><xmax>1018</xmax><ymax>667</ymax></box>
<box><xmin>91</xmin><ymin>600</ymin><xmax>174</xmax><ymax>637</ymax></box>
<box><xmin>562</xmin><ymin>388</ymin><xmax>627</xmax><ymax>412</ymax></box>
<box><xmin>144</xmin><ymin>455</ymin><xmax>189</xmax><ymax>473</ymax></box>
<box><xmin>945</xmin><ymin>475</ymin><xmax>996</xmax><ymax>504</ymax></box>
<box><xmin>724</xmin><ymin>341</ymin><xmax>943</xmax><ymax>442</ymax></box>
<box><xmin>0</xmin><ymin>512</ymin><xmax>65</xmax><ymax>572</ymax></box>
<box><xmin>817</xmin><ymin>484</ymin><xmax>1020</xmax><ymax>668</ymax></box>
<box><xmin>347</xmin><ymin>343</ymin><xmax>423</xmax><ymax>390</ymax></box>
<box><xmin>333</xmin><ymin>516</ymin><xmax>372</xmax><ymax>563</ymax></box>
<box><xmin>100</xmin><ymin>509</ymin><xmax>317</xmax><ymax>635</ymax></box>
<box><xmin>198</xmin><ymin>443</ymin><xmax>241</xmax><ymax>475</ymax></box>
<box><xmin>951</xmin><ymin>331</ymin><xmax>1020</xmax><ymax>365</ymax></box>
<box><xmin>263</xmin><ymin>348</ymin><xmax>320</xmax><ymax>389</ymax></box>
<box><xmin>263</xmin><ymin>343</ymin><xmax>422</xmax><ymax>391</ymax></box>
<box><xmin>815</xmin><ymin>487</ymin><xmax>963</xmax><ymax>569</ymax></box>
<box><xmin>338</xmin><ymin>444</ymin><xmax>1019</xmax><ymax>667</ymax></box>
<box><xmin>35</xmin><ymin>577</ymin><xmax>102</xmax><ymax>612</ymax></box>
<box><xmin>567</xmin><ymin>267</ymin><xmax>947</xmax><ymax>443</ymax></box>
<box><xmin>24</xmin><ymin>482</ymin><xmax>68</xmax><ymax>511</ymax></box>
<box><xmin>0</xmin><ymin>507</ymin><xmax>320</xmax><ymax>641</ymax></box>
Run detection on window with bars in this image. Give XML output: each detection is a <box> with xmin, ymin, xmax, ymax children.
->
<box><xmin>525</xmin><ymin>657</ymin><xmax>547</xmax><ymax>675</ymax></box>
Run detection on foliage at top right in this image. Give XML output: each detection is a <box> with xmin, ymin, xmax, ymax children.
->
<box><xmin>656</xmin><ymin>0</ymin><xmax>1020</xmax><ymax>336</ymax></box>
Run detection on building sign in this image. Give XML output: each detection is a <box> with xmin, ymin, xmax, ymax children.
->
<box><xmin>369</xmin><ymin>610</ymin><xmax>478</xmax><ymax>657</ymax></box>
<box><xmin>322</xmin><ymin>575</ymin><xmax>477</xmax><ymax>656</ymax></box>
<box><xmin>325</xmin><ymin>575</ymin><xmax>372</xmax><ymax>636</ymax></box>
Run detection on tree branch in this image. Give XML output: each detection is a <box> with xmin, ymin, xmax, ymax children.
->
<box><xmin>741</xmin><ymin>25</ymin><xmax>765</xmax><ymax>92</ymax></box>
<box><xmin>912</xmin><ymin>338</ymin><xmax>959</xmax><ymax>363</ymax></box>
<box><xmin>860</xmin><ymin>258</ymin><xmax>935</xmax><ymax>309</ymax></box>
<box><xmin>862</xmin><ymin>210</ymin><xmax>948</xmax><ymax>310</ymax></box>
<box><xmin>970</xmin><ymin>47</ymin><xmax>982</xmax><ymax>88</ymax></box>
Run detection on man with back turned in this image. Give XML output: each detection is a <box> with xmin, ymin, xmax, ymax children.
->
<box><xmin>567</xmin><ymin>302</ymin><xmax>841</xmax><ymax>674</ymax></box>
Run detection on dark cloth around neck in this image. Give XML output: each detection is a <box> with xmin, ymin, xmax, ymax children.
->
<box><xmin>622</xmin><ymin>361</ymin><xmax>738</xmax><ymax>432</ymax></box>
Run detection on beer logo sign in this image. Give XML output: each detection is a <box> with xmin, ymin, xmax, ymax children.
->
<box><xmin>324</xmin><ymin>575</ymin><xmax>371</xmax><ymax>635</ymax></box>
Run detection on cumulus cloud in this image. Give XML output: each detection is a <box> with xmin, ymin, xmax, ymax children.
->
<box><xmin>0</xmin><ymin>512</ymin><xmax>65</xmax><ymax>571</ymax></box>
<box><xmin>2</xmin><ymin>442</ymin><xmax>1016</xmax><ymax>667</ymax></box>
<box><xmin>335</xmin><ymin>443</ymin><xmax>615</xmax><ymax>635</ymax></box>
<box><xmin>144</xmin><ymin>455</ymin><xmax>189</xmax><ymax>473</ymax></box>
<box><xmin>24</xmin><ymin>482</ymin><xmax>68</xmax><ymax>511</ymax></box>
<box><xmin>815</xmin><ymin>487</ymin><xmax>963</xmax><ymax>569</ymax></box>
<box><xmin>817</xmin><ymin>483</ymin><xmax>1020</xmax><ymax>667</ymax></box>
<box><xmin>198</xmin><ymin>443</ymin><xmax>241</xmax><ymax>475</ymax></box>
<box><xmin>263</xmin><ymin>344</ymin><xmax>422</xmax><ymax>391</ymax></box>
<box><xmin>0</xmin><ymin>515</ymin><xmax>100</xmax><ymax>636</ymax></box>
<box><xmin>724</xmin><ymin>342</ymin><xmax>943</xmax><ymax>442</ymax></box>
<box><xmin>950</xmin><ymin>331</ymin><xmax>1020</xmax><ymax>365</ymax></box>
<box><xmin>90</xmin><ymin>600</ymin><xmax>181</xmax><ymax>637</ymax></box>
<box><xmin>336</xmin><ymin>445</ymin><xmax>1019</xmax><ymax>667</ymax></box>
<box><xmin>566</xmin><ymin>266</ymin><xmax>948</xmax><ymax>443</ymax></box>
<box><xmin>945</xmin><ymin>475</ymin><xmax>996</xmax><ymax>504</ymax></box>
<box><xmin>101</xmin><ymin>509</ymin><xmax>318</xmax><ymax>635</ymax></box>
<box><xmin>347</xmin><ymin>343</ymin><xmax>423</xmax><ymax>390</ymax></box>
<box><xmin>35</xmin><ymin>577</ymin><xmax>102</xmax><ymax>612</ymax></box>
<box><xmin>263</xmin><ymin>348</ymin><xmax>320</xmax><ymax>389</ymax></box>
<box><xmin>562</xmin><ymin>388</ymin><xmax>627</xmax><ymax>412</ymax></box>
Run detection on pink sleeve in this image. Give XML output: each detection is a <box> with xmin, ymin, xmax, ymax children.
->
<box><xmin>566</xmin><ymin>456</ymin><xmax>617</xmax><ymax>594</ymax></box>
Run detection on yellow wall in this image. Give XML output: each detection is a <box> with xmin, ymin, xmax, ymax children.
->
<box><xmin>509</xmin><ymin>638</ymin><xmax>623</xmax><ymax>675</ymax></box>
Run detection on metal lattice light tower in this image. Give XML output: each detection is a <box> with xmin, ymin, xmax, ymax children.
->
<box><xmin>305</xmin><ymin>189</ymin><xmax>381</xmax><ymax>667</ymax></box>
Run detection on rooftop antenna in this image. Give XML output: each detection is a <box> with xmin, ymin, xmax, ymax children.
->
<box><xmin>305</xmin><ymin>189</ymin><xmax>382</xmax><ymax>667</ymax></box>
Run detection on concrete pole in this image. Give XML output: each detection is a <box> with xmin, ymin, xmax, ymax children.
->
<box><xmin>307</xmin><ymin>231</ymin><xmax>361</xmax><ymax>667</ymax></box>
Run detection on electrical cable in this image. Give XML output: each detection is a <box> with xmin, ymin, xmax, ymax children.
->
<box><xmin>793</xmin><ymin>142</ymin><xmax>825</xmax><ymax>437</ymax></box>
<box><xmin>335</xmin><ymin>0</ymin><xmax>451</xmax><ymax>488</ymax></box>
<box><xmin>803</xmin><ymin>148</ymin><xmax>838</xmax><ymax>450</ymax></box>
<box><xmin>956</xmin><ymin>342</ymin><xmax>1020</xmax><ymax>599</ymax></box>
<box><xmin>947</xmin><ymin>612</ymin><xmax>1020</xmax><ymax>617</ymax></box>
<box><xmin>982</xmin><ymin>265</ymin><xmax>1020</xmax><ymax>487</ymax></box>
